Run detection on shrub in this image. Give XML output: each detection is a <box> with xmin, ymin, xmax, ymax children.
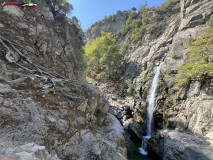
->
<box><xmin>172</xmin><ymin>52</ymin><xmax>183</xmax><ymax>59</ymax></box>
<box><xmin>126</xmin><ymin>79</ymin><xmax>134</xmax><ymax>95</ymax></box>
<box><xmin>172</xmin><ymin>2</ymin><xmax>181</xmax><ymax>12</ymax></box>
<box><xmin>84</xmin><ymin>32</ymin><xmax>123</xmax><ymax>80</ymax></box>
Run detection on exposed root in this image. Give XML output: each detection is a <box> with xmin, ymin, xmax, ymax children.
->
<box><xmin>0</xmin><ymin>36</ymin><xmax>62</xmax><ymax>86</ymax></box>
<box><xmin>62</xmin><ymin>92</ymin><xmax>84</xmax><ymax>100</ymax></box>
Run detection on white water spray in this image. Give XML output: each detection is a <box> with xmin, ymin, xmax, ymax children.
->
<box><xmin>139</xmin><ymin>63</ymin><xmax>163</xmax><ymax>155</ymax></box>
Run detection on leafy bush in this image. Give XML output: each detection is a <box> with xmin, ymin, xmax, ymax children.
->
<box><xmin>84</xmin><ymin>32</ymin><xmax>123</xmax><ymax>80</ymax></box>
<box><xmin>172</xmin><ymin>52</ymin><xmax>183</xmax><ymax>59</ymax></box>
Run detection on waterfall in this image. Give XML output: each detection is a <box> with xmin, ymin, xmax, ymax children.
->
<box><xmin>139</xmin><ymin>63</ymin><xmax>163</xmax><ymax>155</ymax></box>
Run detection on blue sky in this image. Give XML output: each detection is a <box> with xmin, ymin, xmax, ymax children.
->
<box><xmin>68</xmin><ymin>0</ymin><xmax>168</xmax><ymax>31</ymax></box>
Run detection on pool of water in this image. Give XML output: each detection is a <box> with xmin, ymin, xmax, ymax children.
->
<box><xmin>126</xmin><ymin>141</ymin><xmax>149</xmax><ymax>160</ymax></box>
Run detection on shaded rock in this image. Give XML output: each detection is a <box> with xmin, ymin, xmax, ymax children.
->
<box><xmin>128</xmin><ymin>122</ymin><xmax>143</xmax><ymax>147</ymax></box>
<box><xmin>123</xmin><ymin>105</ymin><xmax>130</xmax><ymax>111</ymax></box>
<box><xmin>148</xmin><ymin>130</ymin><xmax>213</xmax><ymax>160</ymax></box>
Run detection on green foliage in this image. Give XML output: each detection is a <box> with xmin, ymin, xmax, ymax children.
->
<box><xmin>45</xmin><ymin>101</ymin><xmax>49</xmax><ymax>107</ymax></box>
<box><xmin>172</xmin><ymin>52</ymin><xmax>183</xmax><ymax>59</ymax></box>
<box><xmin>49</xmin><ymin>88</ymin><xmax>56</xmax><ymax>94</ymax></box>
<box><xmin>51</xmin><ymin>104</ymin><xmax>57</xmax><ymax>110</ymax></box>
<box><xmin>158</xmin><ymin>0</ymin><xmax>180</xmax><ymax>14</ymax></box>
<box><xmin>84</xmin><ymin>32</ymin><xmax>123</xmax><ymax>80</ymax></box>
<box><xmin>126</xmin><ymin>79</ymin><xmax>134</xmax><ymax>95</ymax></box>
<box><xmin>135</xmin><ymin>115</ymin><xmax>144</xmax><ymax>123</ymax></box>
<box><xmin>147</xmin><ymin>23</ymin><xmax>158</xmax><ymax>33</ymax></box>
<box><xmin>175</xmin><ymin>34</ymin><xmax>213</xmax><ymax>87</ymax></box>
<box><xmin>207</xmin><ymin>14</ymin><xmax>213</xmax><ymax>33</ymax></box>
<box><xmin>138</xmin><ymin>1</ymin><xmax>147</xmax><ymax>13</ymax></box>
<box><xmin>68</xmin><ymin>121</ymin><xmax>72</xmax><ymax>126</ymax></box>
<box><xmin>12</xmin><ymin>81</ymin><xmax>17</xmax><ymax>86</ymax></box>
<box><xmin>172</xmin><ymin>2</ymin><xmax>181</xmax><ymax>12</ymax></box>
<box><xmin>166</xmin><ymin>69</ymin><xmax>177</xmax><ymax>75</ymax></box>
<box><xmin>95</xmin><ymin>108</ymin><xmax>102</xmax><ymax>116</ymax></box>
<box><xmin>131</xmin><ymin>7</ymin><xmax>137</xmax><ymax>12</ymax></box>
<box><xmin>165</xmin><ymin>108</ymin><xmax>169</xmax><ymax>114</ymax></box>
<box><xmin>72</xmin><ymin>87</ymin><xmax>82</xmax><ymax>94</ymax></box>
<box><xmin>207</xmin><ymin>14</ymin><xmax>213</xmax><ymax>26</ymax></box>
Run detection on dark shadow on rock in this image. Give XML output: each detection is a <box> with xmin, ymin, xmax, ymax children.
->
<box><xmin>124</xmin><ymin>61</ymin><xmax>142</xmax><ymax>79</ymax></box>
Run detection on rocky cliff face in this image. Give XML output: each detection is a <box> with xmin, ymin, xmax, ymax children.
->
<box><xmin>85</xmin><ymin>11</ymin><xmax>128</xmax><ymax>41</ymax></box>
<box><xmin>0</xmin><ymin>3</ymin><xmax>127</xmax><ymax>160</ymax></box>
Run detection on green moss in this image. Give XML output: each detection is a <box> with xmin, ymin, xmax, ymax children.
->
<box><xmin>12</xmin><ymin>81</ymin><xmax>17</xmax><ymax>85</ymax></box>
<box><xmin>72</xmin><ymin>87</ymin><xmax>82</xmax><ymax>94</ymax></box>
<box><xmin>49</xmin><ymin>88</ymin><xmax>56</xmax><ymax>94</ymax></box>
<box><xmin>165</xmin><ymin>108</ymin><xmax>169</xmax><ymax>114</ymax></box>
<box><xmin>135</xmin><ymin>115</ymin><xmax>144</xmax><ymax>123</ymax></box>
<box><xmin>68</xmin><ymin>121</ymin><xmax>72</xmax><ymax>126</ymax></box>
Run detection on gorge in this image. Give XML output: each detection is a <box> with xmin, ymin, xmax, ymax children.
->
<box><xmin>0</xmin><ymin>0</ymin><xmax>212</xmax><ymax>160</ymax></box>
<box><xmin>85</xmin><ymin>0</ymin><xmax>213</xmax><ymax>159</ymax></box>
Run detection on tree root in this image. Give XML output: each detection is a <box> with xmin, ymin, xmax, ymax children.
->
<box><xmin>0</xmin><ymin>36</ymin><xmax>84</xmax><ymax>101</ymax></box>
<box><xmin>62</xmin><ymin>92</ymin><xmax>84</xmax><ymax>100</ymax></box>
<box><xmin>0</xmin><ymin>36</ymin><xmax>62</xmax><ymax>86</ymax></box>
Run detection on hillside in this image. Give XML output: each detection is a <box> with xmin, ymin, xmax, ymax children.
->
<box><xmin>85</xmin><ymin>0</ymin><xmax>213</xmax><ymax>159</ymax></box>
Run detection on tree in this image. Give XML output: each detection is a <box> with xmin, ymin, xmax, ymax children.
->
<box><xmin>131</xmin><ymin>7</ymin><xmax>137</xmax><ymax>12</ymax></box>
<box><xmin>84</xmin><ymin>32</ymin><xmax>123</xmax><ymax>79</ymax></box>
<box><xmin>45</xmin><ymin>0</ymin><xmax>73</xmax><ymax>15</ymax></box>
<box><xmin>138</xmin><ymin>1</ymin><xmax>147</xmax><ymax>13</ymax></box>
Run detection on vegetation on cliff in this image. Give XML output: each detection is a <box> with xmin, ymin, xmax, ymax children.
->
<box><xmin>116</xmin><ymin>0</ymin><xmax>180</xmax><ymax>46</ymax></box>
<box><xmin>84</xmin><ymin>32</ymin><xmax>123</xmax><ymax>80</ymax></box>
<box><xmin>85</xmin><ymin>0</ymin><xmax>180</xmax><ymax>53</ymax></box>
<box><xmin>175</xmin><ymin>15</ymin><xmax>213</xmax><ymax>87</ymax></box>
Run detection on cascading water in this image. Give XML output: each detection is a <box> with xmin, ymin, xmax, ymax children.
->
<box><xmin>139</xmin><ymin>63</ymin><xmax>163</xmax><ymax>155</ymax></box>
